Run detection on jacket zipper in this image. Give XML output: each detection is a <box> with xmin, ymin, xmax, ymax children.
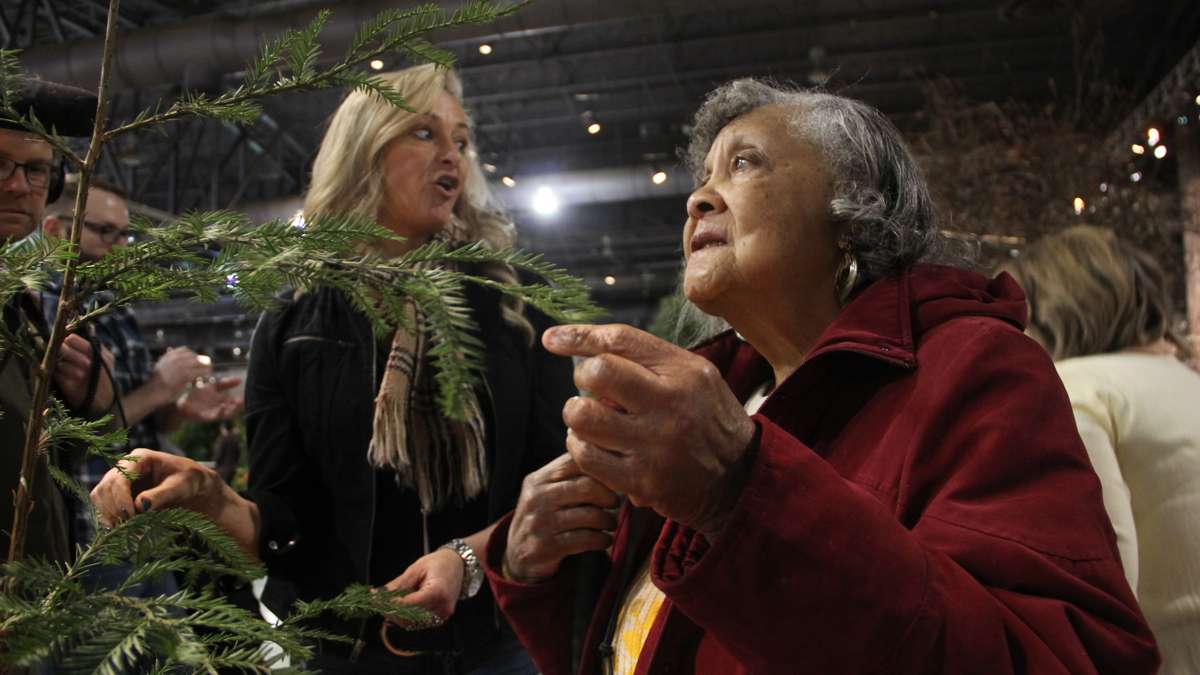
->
<box><xmin>350</xmin><ymin>322</ymin><xmax>380</xmax><ymax>662</ymax></box>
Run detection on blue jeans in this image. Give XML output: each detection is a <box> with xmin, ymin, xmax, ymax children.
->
<box><xmin>310</xmin><ymin>634</ymin><xmax>536</xmax><ymax>675</ymax></box>
<box><xmin>468</xmin><ymin>635</ymin><xmax>537</xmax><ymax>675</ymax></box>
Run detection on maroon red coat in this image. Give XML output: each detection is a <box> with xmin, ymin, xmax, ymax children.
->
<box><xmin>484</xmin><ymin>265</ymin><xmax>1159</xmax><ymax>674</ymax></box>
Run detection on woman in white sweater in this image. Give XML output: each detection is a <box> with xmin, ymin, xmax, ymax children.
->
<box><xmin>1003</xmin><ymin>225</ymin><xmax>1200</xmax><ymax>675</ymax></box>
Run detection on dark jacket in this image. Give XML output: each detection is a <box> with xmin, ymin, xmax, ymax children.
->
<box><xmin>244</xmin><ymin>275</ymin><xmax>575</xmax><ymax>654</ymax></box>
<box><xmin>485</xmin><ymin>265</ymin><xmax>1159</xmax><ymax>674</ymax></box>
<box><xmin>1</xmin><ymin>295</ymin><xmax>73</xmax><ymax>563</ymax></box>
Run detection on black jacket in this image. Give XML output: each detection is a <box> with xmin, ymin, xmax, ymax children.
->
<box><xmin>243</xmin><ymin>276</ymin><xmax>575</xmax><ymax>655</ymax></box>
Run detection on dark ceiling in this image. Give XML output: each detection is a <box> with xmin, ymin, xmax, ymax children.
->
<box><xmin>7</xmin><ymin>0</ymin><xmax>1199</xmax><ymax>360</ymax></box>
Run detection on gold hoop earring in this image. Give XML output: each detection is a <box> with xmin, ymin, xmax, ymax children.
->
<box><xmin>836</xmin><ymin>249</ymin><xmax>859</xmax><ymax>304</ymax></box>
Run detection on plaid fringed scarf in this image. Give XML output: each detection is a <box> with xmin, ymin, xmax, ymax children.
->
<box><xmin>366</xmin><ymin>237</ymin><xmax>488</xmax><ymax>514</ymax></box>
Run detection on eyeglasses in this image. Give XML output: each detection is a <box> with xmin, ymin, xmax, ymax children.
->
<box><xmin>81</xmin><ymin>219</ymin><xmax>132</xmax><ymax>244</ymax></box>
<box><xmin>0</xmin><ymin>156</ymin><xmax>54</xmax><ymax>190</ymax></box>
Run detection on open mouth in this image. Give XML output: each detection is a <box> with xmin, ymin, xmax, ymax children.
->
<box><xmin>689</xmin><ymin>231</ymin><xmax>728</xmax><ymax>253</ymax></box>
<box><xmin>434</xmin><ymin>176</ymin><xmax>460</xmax><ymax>194</ymax></box>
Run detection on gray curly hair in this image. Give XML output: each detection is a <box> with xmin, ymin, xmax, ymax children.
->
<box><xmin>684</xmin><ymin>78</ymin><xmax>970</xmax><ymax>290</ymax></box>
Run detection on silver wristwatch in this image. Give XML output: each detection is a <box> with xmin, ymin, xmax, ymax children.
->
<box><xmin>441</xmin><ymin>538</ymin><xmax>483</xmax><ymax>599</ymax></box>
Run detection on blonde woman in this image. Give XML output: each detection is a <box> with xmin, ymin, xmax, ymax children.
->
<box><xmin>1003</xmin><ymin>225</ymin><xmax>1200</xmax><ymax>675</ymax></box>
<box><xmin>91</xmin><ymin>64</ymin><xmax>574</xmax><ymax>674</ymax></box>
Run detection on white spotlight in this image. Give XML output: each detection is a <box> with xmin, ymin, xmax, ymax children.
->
<box><xmin>1147</xmin><ymin>127</ymin><xmax>1161</xmax><ymax>146</ymax></box>
<box><xmin>651</xmin><ymin>170</ymin><xmax>668</xmax><ymax>185</ymax></box>
<box><xmin>501</xmin><ymin>176</ymin><xmax>516</xmax><ymax>188</ymax></box>
<box><xmin>604</xmin><ymin>275</ymin><xmax>616</xmax><ymax>286</ymax></box>
<box><xmin>1130</xmin><ymin>171</ymin><xmax>1143</xmax><ymax>182</ymax></box>
<box><xmin>1154</xmin><ymin>145</ymin><xmax>1168</xmax><ymax>159</ymax></box>
<box><xmin>531</xmin><ymin>186</ymin><xmax>560</xmax><ymax>216</ymax></box>
<box><xmin>479</xmin><ymin>44</ymin><xmax>493</xmax><ymax>55</ymax></box>
<box><xmin>369</xmin><ymin>59</ymin><xmax>384</xmax><ymax>71</ymax></box>
<box><xmin>1072</xmin><ymin>197</ymin><xmax>1085</xmax><ymax>215</ymax></box>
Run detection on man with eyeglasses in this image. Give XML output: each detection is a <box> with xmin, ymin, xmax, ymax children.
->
<box><xmin>0</xmin><ymin>77</ymin><xmax>116</xmax><ymax>565</ymax></box>
<box><xmin>42</xmin><ymin>178</ymin><xmax>243</xmax><ymax>582</ymax></box>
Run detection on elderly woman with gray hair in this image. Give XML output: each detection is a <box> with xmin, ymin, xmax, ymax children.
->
<box><xmin>480</xmin><ymin>79</ymin><xmax>1159</xmax><ymax>674</ymax></box>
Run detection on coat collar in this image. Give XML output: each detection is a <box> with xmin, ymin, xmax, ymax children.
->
<box><xmin>692</xmin><ymin>264</ymin><xmax>1028</xmax><ymax>398</ymax></box>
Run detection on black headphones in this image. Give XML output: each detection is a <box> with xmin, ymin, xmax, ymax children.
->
<box><xmin>46</xmin><ymin>157</ymin><xmax>65</xmax><ymax>204</ymax></box>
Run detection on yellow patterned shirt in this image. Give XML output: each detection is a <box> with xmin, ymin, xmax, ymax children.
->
<box><xmin>610</xmin><ymin>381</ymin><xmax>772</xmax><ymax>674</ymax></box>
<box><xmin>611</xmin><ymin>558</ymin><xmax>667</xmax><ymax>675</ymax></box>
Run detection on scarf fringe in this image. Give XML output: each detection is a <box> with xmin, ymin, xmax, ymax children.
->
<box><xmin>366</xmin><ymin>246</ymin><xmax>489</xmax><ymax>514</ymax></box>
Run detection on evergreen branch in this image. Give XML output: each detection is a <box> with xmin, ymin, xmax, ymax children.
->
<box><xmin>344</xmin><ymin>5</ymin><xmax>440</xmax><ymax>61</ymax></box>
<box><xmin>0</xmin><ymin>235</ymin><xmax>76</xmax><ymax>309</ymax></box>
<box><xmin>397</xmin><ymin>37</ymin><xmax>456</xmax><ymax>70</ymax></box>
<box><xmin>104</xmin><ymin>2</ymin><xmax>523</xmax><ymax>140</ymax></box>
<box><xmin>288</xmin><ymin>583</ymin><xmax>429</xmax><ymax>625</ymax></box>
<box><xmin>41</xmin><ymin>398</ymin><xmax>127</xmax><ymax>467</ymax></box>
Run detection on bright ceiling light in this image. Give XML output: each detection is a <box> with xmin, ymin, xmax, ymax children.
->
<box><xmin>482</xmin><ymin>163</ymin><xmax>497</xmax><ymax>173</ymax></box>
<box><xmin>1146</xmin><ymin>127</ymin><xmax>1160</xmax><ymax>146</ymax></box>
<box><xmin>531</xmin><ymin>186</ymin><xmax>559</xmax><ymax>216</ymax></box>
<box><xmin>1131</xmin><ymin>143</ymin><xmax>1145</xmax><ymax>155</ymax></box>
<box><xmin>369</xmin><ymin>59</ymin><xmax>384</xmax><ymax>71</ymax></box>
<box><xmin>501</xmin><ymin>176</ymin><xmax>516</xmax><ymax>188</ymax></box>
<box><xmin>1072</xmin><ymin>197</ymin><xmax>1085</xmax><ymax>215</ymax></box>
<box><xmin>1154</xmin><ymin>145</ymin><xmax>1168</xmax><ymax>159</ymax></box>
<box><xmin>604</xmin><ymin>275</ymin><xmax>616</xmax><ymax>286</ymax></box>
<box><xmin>587</xmin><ymin>122</ymin><xmax>602</xmax><ymax>135</ymax></box>
<box><xmin>651</xmin><ymin>170</ymin><xmax>668</xmax><ymax>185</ymax></box>
<box><xmin>479</xmin><ymin>44</ymin><xmax>493</xmax><ymax>55</ymax></box>
<box><xmin>1130</xmin><ymin>171</ymin><xmax>1143</xmax><ymax>182</ymax></box>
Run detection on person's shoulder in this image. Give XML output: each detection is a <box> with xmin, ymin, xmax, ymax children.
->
<box><xmin>919</xmin><ymin>313</ymin><xmax>1044</xmax><ymax>364</ymax></box>
<box><xmin>257</xmin><ymin>285</ymin><xmax>363</xmax><ymax>342</ymax></box>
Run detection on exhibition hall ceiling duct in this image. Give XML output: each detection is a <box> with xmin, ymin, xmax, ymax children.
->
<box><xmin>18</xmin><ymin>0</ymin><xmax>782</xmax><ymax>91</ymax></box>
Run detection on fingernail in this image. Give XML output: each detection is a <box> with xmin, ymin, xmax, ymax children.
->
<box><xmin>546</xmin><ymin>326</ymin><xmax>577</xmax><ymax>347</ymax></box>
<box><xmin>138</xmin><ymin>498</ymin><xmax>152</xmax><ymax>512</ymax></box>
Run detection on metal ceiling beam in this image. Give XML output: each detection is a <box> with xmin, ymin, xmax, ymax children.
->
<box><xmin>17</xmin><ymin>0</ymin><xmax>981</xmax><ymax>91</ymax></box>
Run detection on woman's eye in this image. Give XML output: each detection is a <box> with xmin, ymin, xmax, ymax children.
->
<box><xmin>455</xmin><ymin>139</ymin><xmax>469</xmax><ymax>152</ymax></box>
<box><xmin>413</xmin><ymin>128</ymin><xmax>433</xmax><ymax>140</ymax></box>
<box><xmin>732</xmin><ymin>156</ymin><xmax>750</xmax><ymax>171</ymax></box>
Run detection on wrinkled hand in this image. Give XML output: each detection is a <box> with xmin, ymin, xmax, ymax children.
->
<box><xmin>55</xmin><ymin>333</ymin><xmax>114</xmax><ymax>416</ymax></box>
<box><xmin>544</xmin><ymin>324</ymin><xmax>756</xmax><ymax>540</ymax></box>
<box><xmin>178</xmin><ymin>376</ymin><xmax>243</xmax><ymax>422</ymax></box>
<box><xmin>90</xmin><ymin>448</ymin><xmax>226</xmax><ymax>528</ymax></box>
<box><xmin>151</xmin><ymin>347</ymin><xmax>212</xmax><ymax>399</ymax></box>
<box><xmin>383</xmin><ymin>548</ymin><xmax>465</xmax><ymax>625</ymax></box>
<box><xmin>504</xmin><ymin>453</ymin><xmax>619</xmax><ymax>583</ymax></box>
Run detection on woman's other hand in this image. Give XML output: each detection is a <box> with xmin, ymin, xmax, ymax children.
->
<box><xmin>90</xmin><ymin>448</ymin><xmax>260</xmax><ymax>557</ymax></box>
<box><xmin>544</xmin><ymin>324</ymin><xmax>756</xmax><ymax>541</ymax></box>
<box><xmin>384</xmin><ymin>548</ymin><xmax>466</xmax><ymax>622</ymax></box>
<box><xmin>504</xmin><ymin>453</ymin><xmax>620</xmax><ymax>584</ymax></box>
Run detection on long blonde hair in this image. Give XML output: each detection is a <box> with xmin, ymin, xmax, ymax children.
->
<box><xmin>1001</xmin><ymin>225</ymin><xmax>1193</xmax><ymax>362</ymax></box>
<box><xmin>304</xmin><ymin>64</ymin><xmax>532</xmax><ymax>341</ymax></box>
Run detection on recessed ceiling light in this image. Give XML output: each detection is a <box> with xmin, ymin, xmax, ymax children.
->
<box><xmin>369</xmin><ymin>59</ymin><xmax>384</xmax><ymax>70</ymax></box>
<box><xmin>531</xmin><ymin>186</ymin><xmax>559</xmax><ymax>216</ymax></box>
<box><xmin>479</xmin><ymin>44</ymin><xmax>493</xmax><ymax>55</ymax></box>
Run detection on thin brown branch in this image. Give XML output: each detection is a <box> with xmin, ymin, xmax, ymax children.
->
<box><xmin>8</xmin><ymin>0</ymin><xmax>121</xmax><ymax>563</ymax></box>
